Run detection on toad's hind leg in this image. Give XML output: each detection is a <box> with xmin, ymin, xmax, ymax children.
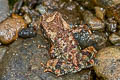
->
<box><xmin>49</xmin><ymin>44</ymin><xmax>62</xmax><ymax>59</ymax></box>
<box><xmin>45</xmin><ymin>46</ymin><xmax>97</xmax><ymax>76</ymax></box>
<box><xmin>44</xmin><ymin>58</ymin><xmax>82</xmax><ymax>76</ymax></box>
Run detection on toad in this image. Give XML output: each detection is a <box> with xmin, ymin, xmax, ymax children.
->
<box><xmin>41</xmin><ymin>12</ymin><xmax>97</xmax><ymax>76</ymax></box>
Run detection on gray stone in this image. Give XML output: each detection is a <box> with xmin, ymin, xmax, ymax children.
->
<box><xmin>0</xmin><ymin>0</ymin><xmax>9</xmax><ymax>22</ymax></box>
<box><xmin>36</xmin><ymin>5</ymin><xmax>47</xmax><ymax>15</ymax></box>
<box><xmin>106</xmin><ymin>18</ymin><xmax>117</xmax><ymax>33</ymax></box>
<box><xmin>109</xmin><ymin>33</ymin><xmax>120</xmax><ymax>45</ymax></box>
<box><xmin>74</xmin><ymin>30</ymin><xmax>107</xmax><ymax>50</ymax></box>
<box><xmin>0</xmin><ymin>47</ymin><xmax>7</xmax><ymax>62</ymax></box>
<box><xmin>94</xmin><ymin>46</ymin><xmax>120</xmax><ymax>80</ymax></box>
<box><xmin>83</xmin><ymin>11</ymin><xmax>105</xmax><ymax>31</ymax></box>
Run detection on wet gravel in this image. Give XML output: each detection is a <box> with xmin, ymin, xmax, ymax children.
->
<box><xmin>0</xmin><ymin>0</ymin><xmax>120</xmax><ymax>80</ymax></box>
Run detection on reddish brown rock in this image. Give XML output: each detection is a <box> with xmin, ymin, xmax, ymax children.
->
<box><xmin>0</xmin><ymin>14</ymin><xmax>27</xmax><ymax>44</ymax></box>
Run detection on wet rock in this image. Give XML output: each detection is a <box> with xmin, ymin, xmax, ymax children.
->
<box><xmin>83</xmin><ymin>11</ymin><xmax>105</xmax><ymax>31</ymax></box>
<box><xmin>58</xmin><ymin>1</ymin><xmax>82</xmax><ymax>24</ymax></box>
<box><xmin>106</xmin><ymin>17</ymin><xmax>117</xmax><ymax>33</ymax></box>
<box><xmin>75</xmin><ymin>0</ymin><xmax>95</xmax><ymax>11</ymax></box>
<box><xmin>74</xmin><ymin>29</ymin><xmax>107</xmax><ymax>50</ymax></box>
<box><xmin>36</xmin><ymin>5</ymin><xmax>47</xmax><ymax>14</ymax></box>
<box><xmin>95</xmin><ymin>6</ymin><xmax>105</xmax><ymax>20</ymax></box>
<box><xmin>18</xmin><ymin>27</ymin><xmax>37</xmax><ymax>38</ymax></box>
<box><xmin>91</xmin><ymin>31</ymin><xmax>108</xmax><ymax>50</ymax></box>
<box><xmin>118</xmin><ymin>25</ymin><xmax>120</xmax><ymax>29</ymax></box>
<box><xmin>118</xmin><ymin>30</ymin><xmax>120</xmax><ymax>36</ymax></box>
<box><xmin>109</xmin><ymin>33</ymin><xmax>120</xmax><ymax>45</ymax></box>
<box><xmin>28</xmin><ymin>0</ymin><xmax>38</xmax><ymax>9</ymax></box>
<box><xmin>0</xmin><ymin>34</ymin><xmax>49</xmax><ymax>80</ymax></box>
<box><xmin>12</xmin><ymin>0</ymin><xmax>24</xmax><ymax>14</ymax></box>
<box><xmin>105</xmin><ymin>4</ymin><xmax>120</xmax><ymax>24</ymax></box>
<box><xmin>74</xmin><ymin>28</ymin><xmax>92</xmax><ymax>49</ymax></box>
<box><xmin>43</xmin><ymin>0</ymin><xmax>59</xmax><ymax>10</ymax></box>
<box><xmin>61</xmin><ymin>70</ymin><xmax>92</xmax><ymax>80</ymax></box>
<box><xmin>23</xmin><ymin>14</ymin><xmax>32</xmax><ymax>24</ymax></box>
<box><xmin>21</xmin><ymin>6</ymin><xmax>40</xmax><ymax>22</ymax></box>
<box><xmin>0</xmin><ymin>0</ymin><xmax>9</xmax><ymax>22</ymax></box>
<box><xmin>93</xmin><ymin>0</ymin><xmax>120</xmax><ymax>7</ymax></box>
<box><xmin>94</xmin><ymin>46</ymin><xmax>120</xmax><ymax>80</ymax></box>
<box><xmin>43</xmin><ymin>0</ymin><xmax>83</xmax><ymax>24</ymax></box>
<box><xmin>0</xmin><ymin>47</ymin><xmax>7</xmax><ymax>62</ymax></box>
<box><xmin>0</xmin><ymin>14</ymin><xmax>27</xmax><ymax>44</ymax></box>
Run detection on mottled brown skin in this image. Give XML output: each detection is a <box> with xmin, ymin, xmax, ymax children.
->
<box><xmin>41</xmin><ymin>12</ymin><xmax>97</xmax><ymax>76</ymax></box>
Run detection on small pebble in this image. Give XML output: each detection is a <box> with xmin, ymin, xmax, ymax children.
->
<box><xmin>19</xmin><ymin>27</ymin><xmax>37</xmax><ymax>38</ymax></box>
<box><xmin>106</xmin><ymin>18</ymin><xmax>117</xmax><ymax>33</ymax></box>
<box><xmin>83</xmin><ymin>11</ymin><xmax>105</xmax><ymax>31</ymax></box>
<box><xmin>95</xmin><ymin>6</ymin><xmax>105</xmax><ymax>20</ymax></box>
<box><xmin>109</xmin><ymin>33</ymin><xmax>120</xmax><ymax>45</ymax></box>
<box><xmin>36</xmin><ymin>5</ymin><xmax>46</xmax><ymax>14</ymax></box>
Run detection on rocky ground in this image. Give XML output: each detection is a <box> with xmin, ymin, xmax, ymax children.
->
<box><xmin>0</xmin><ymin>0</ymin><xmax>120</xmax><ymax>80</ymax></box>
